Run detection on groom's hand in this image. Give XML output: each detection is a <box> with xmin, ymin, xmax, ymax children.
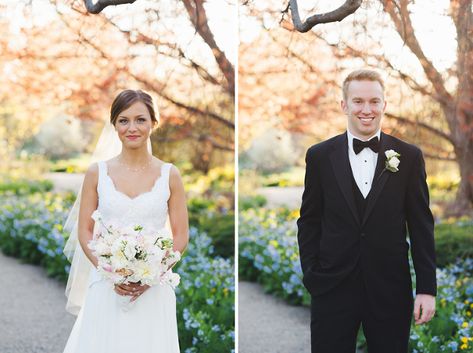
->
<box><xmin>414</xmin><ymin>294</ymin><xmax>436</xmax><ymax>324</ymax></box>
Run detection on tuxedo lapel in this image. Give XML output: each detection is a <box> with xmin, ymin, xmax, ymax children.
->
<box><xmin>362</xmin><ymin>132</ymin><xmax>390</xmax><ymax>226</ymax></box>
<box><xmin>329</xmin><ymin>134</ymin><xmax>360</xmax><ymax>226</ymax></box>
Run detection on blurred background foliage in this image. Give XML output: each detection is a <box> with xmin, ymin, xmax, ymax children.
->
<box><xmin>239</xmin><ymin>0</ymin><xmax>472</xmax><ymax>217</ymax></box>
<box><xmin>0</xmin><ymin>0</ymin><xmax>235</xmax><ymax>178</ymax></box>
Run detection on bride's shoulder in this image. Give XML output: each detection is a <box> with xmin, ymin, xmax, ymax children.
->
<box><xmin>152</xmin><ymin>157</ymin><xmax>173</xmax><ymax>169</ymax></box>
<box><xmin>152</xmin><ymin>157</ymin><xmax>182</xmax><ymax>182</ymax></box>
<box><xmin>85</xmin><ymin>162</ymin><xmax>99</xmax><ymax>177</ymax></box>
<box><xmin>82</xmin><ymin>163</ymin><xmax>99</xmax><ymax>189</ymax></box>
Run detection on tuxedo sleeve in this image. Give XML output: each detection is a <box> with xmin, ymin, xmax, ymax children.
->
<box><xmin>405</xmin><ymin>149</ymin><xmax>437</xmax><ymax>296</ymax></box>
<box><xmin>297</xmin><ymin>148</ymin><xmax>323</xmax><ymax>281</ymax></box>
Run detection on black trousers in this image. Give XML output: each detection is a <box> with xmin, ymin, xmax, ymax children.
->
<box><xmin>310</xmin><ymin>267</ymin><xmax>413</xmax><ymax>353</ymax></box>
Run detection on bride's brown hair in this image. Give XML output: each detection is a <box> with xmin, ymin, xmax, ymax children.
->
<box><xmin>110</xmin><ymin>90</ymin><xmax>158</xmax><ymax>126</ymax></box>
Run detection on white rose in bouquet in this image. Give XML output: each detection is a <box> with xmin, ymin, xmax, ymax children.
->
<box><xmin>88</xmin><ymin>211</ymin><xmax>182</xmax><ymax>311</ymax></box>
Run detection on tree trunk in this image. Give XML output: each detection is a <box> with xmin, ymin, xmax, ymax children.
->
<box><xmin>453</xmin><ymin>142</ymin><xmax>473</xmax><ymax>215</ymax></box>
<box><xmin>449</xmin><ymin>0</ymin><xmax>473</xmax><ymax>213</ymax></box>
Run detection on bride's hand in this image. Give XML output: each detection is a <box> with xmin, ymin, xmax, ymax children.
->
<box><xmin>129</xmin><ymin>283</ymin><xmax>150</xmax><ymax>302</ymax></box>
<box><xmin>114</xmin><ymin>282</ymin><xmax>150</xmax><ymax>301</ymax></box>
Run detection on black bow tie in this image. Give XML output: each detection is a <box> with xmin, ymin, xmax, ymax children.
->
<box><xmin>353</xmin><ymin>137</ymin><xmax>380</xmax><ymax>154</ymax></box>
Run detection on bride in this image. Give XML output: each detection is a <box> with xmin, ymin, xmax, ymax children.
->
<box><xmin>63</xmin><ymin>89</ymin><xmax>189</xmax><ymax>353</ymax></box>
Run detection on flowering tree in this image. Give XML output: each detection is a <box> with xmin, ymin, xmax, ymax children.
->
<box><xmin>240</xmin><ymin>0</ymin><xmax>473</xmax><ymax>213</ymax></box>
<box><xmin>0</xmin><ymin>0</ymin><xmax>234</xmax><ymax>171</ymax></box>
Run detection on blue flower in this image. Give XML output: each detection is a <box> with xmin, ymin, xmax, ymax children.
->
<box><xmin>447</xmin><ymin>341</ymin><xmax>458</xmax><ymax>350</ymax></box>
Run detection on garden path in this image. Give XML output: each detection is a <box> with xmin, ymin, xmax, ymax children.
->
<box><xmin>256</xmin><ymin>187</ymin><xmax>303</xmax><ymax>209</ymax></box>
<box><xmin>239</xmin><ymin>281</ymin><xmax>311</xmax><ymax>353</ymax></box>
<box><xmin>44</xmin><ymin>172</ymin><xmax>83</xmax><ymax>193</ymax></box>
<box><xmin>0</xmin><ymin>251</ymin><xmax>75</xmax><ymax>353</ymax></box>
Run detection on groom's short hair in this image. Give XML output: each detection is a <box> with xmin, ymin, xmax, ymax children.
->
<box><xmin>342</xmin><ymin>69</ymin><xmax>385</xmax><ymax>100</ymax></box>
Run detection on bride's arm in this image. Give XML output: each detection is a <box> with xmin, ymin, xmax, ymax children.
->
<box><xmin>77</xmin><ymin>163</ymin><xmax>99</xmax><ymax>268</ymax></box>
<box><xmin>168</xmin><ymin>165</ymin><xmax>189</xmax><ymax>254</ymax></box>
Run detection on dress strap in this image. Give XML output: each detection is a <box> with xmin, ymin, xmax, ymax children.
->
<box><xmin>161</xmin><ymin>163</ymin><xmax>172</xmax><ymax>191</ymax></box>
<box><xmin>96</xmin><ymin>161</ymin><xmax>107</xmax><ymax>193</ymax></box>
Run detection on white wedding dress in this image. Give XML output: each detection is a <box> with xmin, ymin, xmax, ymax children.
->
<box><xmin>63</xmin><ymin>161</ymin><xmax>180</xmax><ymax>353</ymax></box>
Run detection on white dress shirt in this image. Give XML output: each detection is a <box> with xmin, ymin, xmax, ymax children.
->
<box><xmin>347</xmin><ymin>129</ymin><xmax>381</xmax><ymax>198</ymax></box>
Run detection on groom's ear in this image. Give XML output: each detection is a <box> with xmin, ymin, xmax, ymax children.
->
<box><xmin>340</xmin><ymin>100</ymin><xmax>347</xmax><ymax>113</ymax></box>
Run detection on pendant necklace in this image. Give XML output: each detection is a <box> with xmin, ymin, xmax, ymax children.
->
<box><xmin>117</xmin><ymin>156</ymin><xmax>152</xmax><ymax>173</ymax></box>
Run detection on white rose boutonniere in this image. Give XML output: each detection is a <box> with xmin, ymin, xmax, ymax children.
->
<box><xmin>385</xmin><ymin>149</ymin><xmax>401</xmax><ymax>172</ymax></box>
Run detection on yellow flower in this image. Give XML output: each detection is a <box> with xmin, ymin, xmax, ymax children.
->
<box><xmin>289</xmin><ymin>209</ymin><xmax>300</xmax><ymax>219</ymax></box>
<box><xmin>461</xmin><ymin>343</ymin><xmax>469</xmax><ymax>350</ymax></box>
<box><xmin>467</xmin><ymin>311</ymin><xmax>472</xmax><ymax>317</ymax></box>
<box><xmin>462</xmin><ymin>337</ymin><xmax>469</xmax><ymax>344</ymax></box>
<box><xmin>223</xmin><ymin>288</ymin><xmax>229</xmax><ymax>297</ymax></box>
<box><xmin>462</xmin><ymin>322</ymin><xmax>469</xmax><ymax>328</ymax></box>
<box><xmin>457</xmin><ymin>280</ymin><xmax>463</xmax><ymax>287</ymax></box>
<box><xmin>269</xmin><ymin>240</ymin><xmax>279</xmax><ymax>248</ymax></box>
<box><xmin>466</xmin><ymin>300</ymin><xmax>470</xmax><ymax>305</ymax></box>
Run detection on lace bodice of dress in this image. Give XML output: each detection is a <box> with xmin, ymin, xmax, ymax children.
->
<box><xmin>96</xmin><ymin>161</ymin><xmax>172</xmax><ymax>233</ymax></box>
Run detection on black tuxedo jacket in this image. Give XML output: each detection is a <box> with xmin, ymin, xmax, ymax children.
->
<box><xmin>297</xmin><ymin>132</ymin><xmax>436</xmax><ymax>318</ymax></box>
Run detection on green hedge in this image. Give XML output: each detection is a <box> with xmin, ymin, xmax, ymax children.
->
<box><xmin>0</xmin><ymin>179</ymin><xmax>53</xmax><ymax>195</ymax></box>
<box><xmin>239</xmin><ymin>195</ymin><xmax>267</xmax><ymax>211</ymax></box>
<box><xmin>435</xmin><ymin>219</ymin><xmax>473</xmax><ymax>267</ymax></box>
<box><xmin>188</xmin><ymin>197</ymin><xmax>234</xmax><ymax>259</ymax></box>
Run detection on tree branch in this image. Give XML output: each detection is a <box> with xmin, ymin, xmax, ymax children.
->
<box><xmin>83</xmin><ymin>0</ymin><xmax>136</xmax><ymax>14</ymax></box>
<box><xmin>380</xmin><ymin>0</ymin><xmax>454</xmax><ymax>109</ymax></box>
<box><xmin>308</xmin><ymin>31</ymin><xmax>436</xmax><ymax>99</ymax></box>
<box><xmin>182</xmin><ymin>0</ymin><xmax>235</xmax><ymax>96</ymax></box>
<box><xmin>288</xmin><ymin>0</ymin><xmax>362</xmax><ymax>33</ymax></box>
<box><xmin>129</xmin><ymin>72</ymin><xmax>235</xmax><ymax>130</ymax></box>
<box><xmin>385</xmin><ymin>112</ymin><xmax>454</xmax><ymax>144</ymax></box>
<box><xmin>107</xmin><ymin>21</ymin><xmax>224</xmax><ymax>89</ymax></box>
<box><xmin>193</xmin><ymin>133</ymin><xmax>234</xmax><ymax>151</ymax></box>
<box><xmin>55</xmin><ymin>9</ymin><xmax>234</xmax><ymax>130</ymax></box>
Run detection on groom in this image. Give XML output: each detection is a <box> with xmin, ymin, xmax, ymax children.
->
<box><xmin>297</xmin><ymin>69</ymin><xmax>436</xmax><ymax>353</ymax></box>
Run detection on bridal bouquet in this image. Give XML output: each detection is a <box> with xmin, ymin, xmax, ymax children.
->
<box><xmin>88</xmin><ymin>210</ymin><xmax>181</xmax><ymax>289</ymax></box>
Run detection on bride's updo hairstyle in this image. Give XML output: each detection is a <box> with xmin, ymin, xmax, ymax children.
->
<box><xmin>110</xmin><ymin>89</ymin><xmax>159</xmax><ymax>127</ymax></box>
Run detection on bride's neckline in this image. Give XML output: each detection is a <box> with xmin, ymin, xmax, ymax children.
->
<box><xmin>103</xmin><ymin>161</ymin><xmax>166</xmax><ymax>200</ymax></box>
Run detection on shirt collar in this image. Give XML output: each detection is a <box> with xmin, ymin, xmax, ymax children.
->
<box><xmin>346</xmin><ymin>129</ymin><xmax>381</xmax><ymax>154</ymax></box>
